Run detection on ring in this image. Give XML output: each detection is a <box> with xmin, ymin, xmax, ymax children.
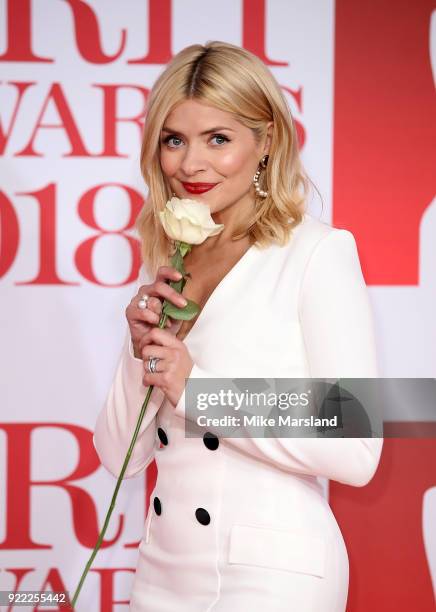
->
<box><xmin>147</xmin><ymin>356</ymin><xmax>161</xmax><ymax>373</ymax></box>
<box><xmin>138</xmin><ymin>294</ymin><xmax>149</xmax><ymax>310</ymax></box>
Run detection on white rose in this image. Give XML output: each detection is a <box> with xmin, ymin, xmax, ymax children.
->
<box><xmin>159</xmin><ymin>197</ymin><xmax>224</xmax><ymax>245</ymax></box>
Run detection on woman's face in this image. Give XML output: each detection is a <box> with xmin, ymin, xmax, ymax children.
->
<box><xmin>159</xmin><ymin>99</ymin><xmax>272</xmax><ymax>217</ymax></box>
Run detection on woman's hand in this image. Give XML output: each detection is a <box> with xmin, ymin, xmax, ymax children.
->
<box><xmin>126</xmin><ymin>266</ymin><xmax>186</xmax><ymax>356</ymax></box>
<box><xmin>138</xmin><ymin>327</ymin><xmax>194</xmax><ymax>408</ymax></box>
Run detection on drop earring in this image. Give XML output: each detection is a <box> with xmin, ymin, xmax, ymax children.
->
<box><xmin>253</xmin><ymin>154</ymin><xmax>269</xmax><ymax>198</ymax></box>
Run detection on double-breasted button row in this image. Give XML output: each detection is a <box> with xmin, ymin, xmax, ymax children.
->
<box><xmin>203</xmin><ymin>431</ymin><xmax>219</xmax><ymax>450</ymax></box>
<box><xmin>157</xmin><ymin>427</ymin><xmax>168</xmax><ymax>446</ymax></box>
<box><xmin>153</xmin><ymin>497</ymin><xmax>211</xmax><ymax>525</ymax></box>
<box><xmin>153</xmin><ymin>496</ymin><xmax>162</xmax><ymax>515</ymax></box>
<box><xmin>195</xmin><ymin>507</ymin><xmax>211</xmax><ymax>525</ymax></box>
<box><xmin>157</xmin><ymin>427</ymin><xmax>219</xmax><ymax>451</ymax></box>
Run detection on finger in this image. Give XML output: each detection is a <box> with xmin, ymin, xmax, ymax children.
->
<box><xmin>127</xmin><ymin>301</ymin><xmax>160</xmax><ymax>326</ymax></box>
<box><xmin>142</xmin><ymin>326</ymin><xmax>180</xmax><ymax>348</ymax></box>
<box><xmin>135</xmin><ymin>294</ymin><xmax>162</xmax><ymax>315</ymax></box>
<box><xmin>150</xmin><ymin>281</ymin><xmax>187</xmax><ymax>308</ymax></box>
<box><xmin>143</xmin><ymin>358</ymin><xmax>167</xmax><ymax>376</ymax></box>
<box><xmin>142</xmin><ymin>370</ymin><xmax>169</xmax><ymax>389</ymax></box>
<box><xmin>156</xmin><ymin>266</ymin><xmax>183</xmax><ymax>283</ymax></box>
<box><xmin>140</xmin><ymin>344</ymin><xmax>170</xmax><ymax>361</ymax></box>
<box><xmin>135</xmin><ymin>297</ymin><xmax>175</xmax><ymax>329</ymax></box>
<box><xmin>166</xmin><ymin>318</ymin><xmax>182</xmax><ymax>334</ymax></box>
<box><xmin>128</xmin><ymin>293</ymin><xmax>160</xmax><ymax>316</ymax></box>
<box><xmin>139</xmin><ymin>308</ymin><xmax>161</xmax><ymax>326</ymax></box>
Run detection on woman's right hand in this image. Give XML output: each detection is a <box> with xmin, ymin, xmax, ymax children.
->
<box><xmin>126</xmin><ymin>266</ymin><xmax>187</xmax><ymax>358</ymax></box>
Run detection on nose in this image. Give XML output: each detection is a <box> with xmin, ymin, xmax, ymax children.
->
<box><xmin>179</xmin><ymin>144</ymin><xmax>208</xmax><ymax>177</ymax></box>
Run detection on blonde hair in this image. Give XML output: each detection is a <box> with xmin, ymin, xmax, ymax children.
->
<box><xmin>136</xmin><ymin>40</ymin><xmax>313</xmax><ymax>274</ymax></box>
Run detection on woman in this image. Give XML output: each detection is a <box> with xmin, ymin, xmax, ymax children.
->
<box><xmin>93</xmin><ymin>41</ymin><xmax>383</xmax><ymax>611</ymax></box>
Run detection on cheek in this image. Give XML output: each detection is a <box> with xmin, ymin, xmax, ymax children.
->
<box><xmin>160</xmin><ymin>152</ymin><xmax>179</xmax><ymax>176</ymax></box>
<box><xmin>218</xmin><ymin>150</ymin><xmax>255</xmax><ymax>181</ymax></box>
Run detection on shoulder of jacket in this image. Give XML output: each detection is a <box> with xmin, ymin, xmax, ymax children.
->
<box><xmin>294</xmin><ymin>212</ymin><xmax>356</xmax><ymax>251</ymax></box>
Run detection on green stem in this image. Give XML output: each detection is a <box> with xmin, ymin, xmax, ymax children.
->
<box><xmin>71</xmin><ymin>312</ymin><xmax>169</xmax><ymax>609</ymax></box>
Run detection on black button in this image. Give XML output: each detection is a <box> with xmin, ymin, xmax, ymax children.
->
<box><xmin>157</xmin><ymin>427</ymin><xmax>168</xmax><ymax>446</ymax></box>
<box><xmin>203</xmin><ymin>431</ymin><xmax>219</xmax><ymax>450</ymax></box>
<box><xmin>195</xmin><ymin>508</ymin><xmax>210</xmax><ymax>525</ymax></box>
<box><xmin>153</xmin><ymin>496</ymin><xmax>162</xmax><ymax>515</ymax></box>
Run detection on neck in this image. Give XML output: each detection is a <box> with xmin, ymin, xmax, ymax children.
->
<box><xmin>208</xmin><ymin>192</ymin><xmax>255</xmax><ymax>247</ymax></box>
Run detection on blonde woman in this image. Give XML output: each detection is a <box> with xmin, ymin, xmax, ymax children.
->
<box><xmin>93</xmin><ymin>41</ymin><xmax>383</xmax><ymax>611</ymax></box>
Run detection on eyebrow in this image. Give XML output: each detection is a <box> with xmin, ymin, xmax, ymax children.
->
<box><xmin>161</xmin><ymin>126</ymin><xmax>235</xmax><ymax>136</ymax></box>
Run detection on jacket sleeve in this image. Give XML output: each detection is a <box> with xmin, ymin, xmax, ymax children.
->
<box><xmin>93</xmin><ymin>265</ymin><xmax>165</xmax><ymax>479</ymax></box>
<box><xmin>174</xmin><ymin>229</ymin><xmax>383</xmax><ymax>487</ymax></box>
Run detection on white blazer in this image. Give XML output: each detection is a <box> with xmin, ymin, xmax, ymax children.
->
<box><xmin>93</xmin><ymin>212</ymin><xmax>383</xmax><ymax>612</ymax></box>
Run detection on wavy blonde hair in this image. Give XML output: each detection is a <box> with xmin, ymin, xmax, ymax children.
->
<box><xmin>136</xmin><ymin>40</ymin><xmax>313</xmax><ymax>274</ymax></box>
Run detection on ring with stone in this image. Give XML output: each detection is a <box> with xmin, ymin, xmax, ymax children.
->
<box><xmin>147</xmin><ymin>356</ymin><xmax>161</xmax><ymax>374</ymax></box>
<box><xmin>138</xmin><ymin>294</ymin><xmax>149</xmax><ymax>310</ymax></box>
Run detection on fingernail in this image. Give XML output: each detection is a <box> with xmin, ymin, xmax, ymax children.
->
<box><xmin>180</xmin><ymin>297</ymin><xmax>187</xmax><ymax>306</ymax></box>
<box><xmin>175</xmin><ymin>271</ymin><xmax>182</xmax><ymax>279</ymax></box>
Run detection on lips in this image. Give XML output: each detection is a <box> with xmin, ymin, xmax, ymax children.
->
<box><xmin>181</xmin><ymin>182</ymin><xmax>218</xmax><ymax>194</ymax></box>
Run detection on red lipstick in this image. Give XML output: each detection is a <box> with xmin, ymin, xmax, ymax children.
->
<box><xmin>181</xmin><ymin>182</ymin><xmax>218</xmax><ymax>194</ymax></box>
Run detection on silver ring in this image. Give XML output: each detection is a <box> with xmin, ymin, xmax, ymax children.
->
<box><xmin>147</xmin><ymin>356</ymin><xmax>161</xmax><ymax>373</ymax></box>
<box><xmin>138</xmin><ymin>294</ymin><xmax>149</xmax><ymax>310</ymax></box>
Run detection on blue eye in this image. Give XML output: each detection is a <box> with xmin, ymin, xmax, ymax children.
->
<box><xmin>162</xmin><ymin>135</ymin><xmax>183</xmax><ymax>148</ymax></box>
<box><xmin>161</xmin><ymin>133</ymin><xmax>230</xmax><ymax>148</ymax></box>
<box><xmin>211</xmin><ymin>134</ymin><xmax>230</xmax><ymax>145</ymax></box>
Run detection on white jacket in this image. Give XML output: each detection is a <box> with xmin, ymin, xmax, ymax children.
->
<box><xmin>93</xmin><ymin>212</ymin><xmax>383</xmax><ymax>612</ymax></box>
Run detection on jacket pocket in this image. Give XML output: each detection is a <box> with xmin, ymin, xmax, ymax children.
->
<box><xmin>228</xmin><ymin>524</ymin><xmax>327</xmax><ymax>578</ymax></box>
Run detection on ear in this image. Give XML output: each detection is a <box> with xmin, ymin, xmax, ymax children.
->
<box><xmin>263</xmin><ymin>121</ymin><xmax>274</xmax><ymax>155</ymax></box>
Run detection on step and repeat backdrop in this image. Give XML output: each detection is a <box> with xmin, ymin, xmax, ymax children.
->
<box><xmin>0</xmin><ymin>1</ymin><xmax>435</xmax><ymax>610</ymax></box>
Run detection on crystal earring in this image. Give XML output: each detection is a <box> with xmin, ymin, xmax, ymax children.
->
<box><xmin>253</xmin><ymin>155</ymin><xmax>269</xmax><ymax>198</ymax></box>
